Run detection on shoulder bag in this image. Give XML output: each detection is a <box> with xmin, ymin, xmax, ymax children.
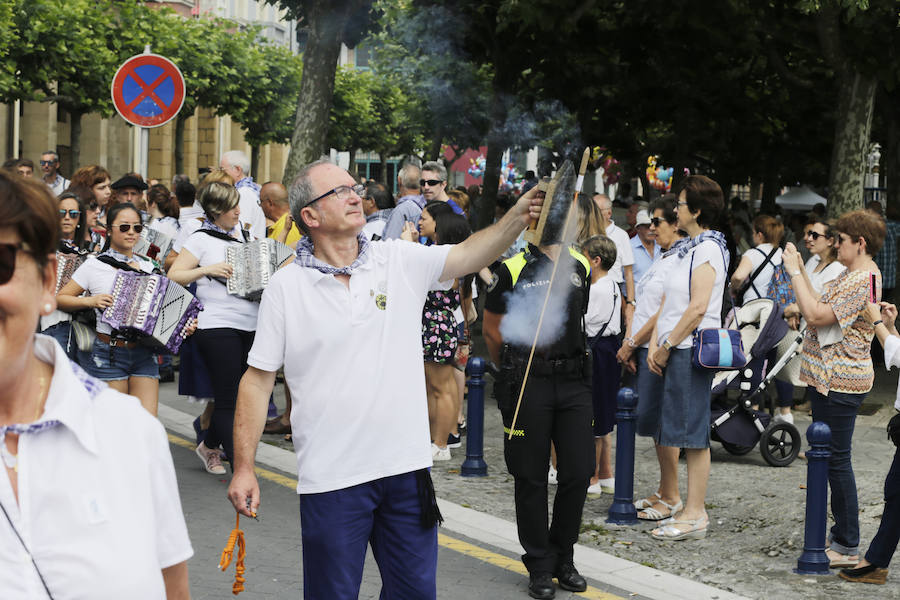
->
<box><xmin>689</xmin><ymin>246</ymin><xmax>748</xmax><ymax>371</ymax></box>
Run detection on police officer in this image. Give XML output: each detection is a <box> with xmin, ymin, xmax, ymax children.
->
<box><xmin>483</xmin><ymin>233</ymin><xmax>594</xmax><ymax>599</ymax></box>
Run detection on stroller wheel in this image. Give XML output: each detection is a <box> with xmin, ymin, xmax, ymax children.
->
<box><xmin>721</xmin><ymin>441</ymin><xmax>756</xmax><ymax>455</ymax></box>
<box><xmin>760</xmin><ymin>422</ymin><xmax>801</xmax><ymax>467</ymax></box>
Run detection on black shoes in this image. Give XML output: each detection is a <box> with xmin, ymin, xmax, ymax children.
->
<box><xmin>839</xmin><ymin>563</ymin><xmax>888</xmax><ymax>584</ymax></box>
<box><xmin>528</xmin><ymin>572</ymin><xmax>555</xmax><ymax>599</ymax></box>
<box><xmin>554</xmin><ymin>562</ymin><xmax>587</xmax><ymax>592</ymax></box>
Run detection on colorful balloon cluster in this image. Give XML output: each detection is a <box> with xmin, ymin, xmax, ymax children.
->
<box><xmin>467</xmin><ymin>155</ymin><xmax>521</xmax><ymax>191</ymax></box>
<box><xmin>467</xmin><ymin>155</ymin><xmax>486</xmax><ymax>179</ymax></box>
<box><xmin>646</xmin><ymin>155</ymin><xmax>674</xmax><ymax>193</ymax></box>
<box><xmin>591</xmin><ymin>146</ymin><xmax>621</xmax><ymax>186</ymax></box>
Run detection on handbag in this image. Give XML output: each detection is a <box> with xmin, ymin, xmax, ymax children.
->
<box><xmin>688</xmin><ymin>246</ymin><xmax>748</xmax><ymax>371</ymax></box>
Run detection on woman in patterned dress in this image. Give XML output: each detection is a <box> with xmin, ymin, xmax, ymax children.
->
<box><xmin>783</xmin><ymin>209</ymin><xmax>885</xmax><ymax>569</ymax></box>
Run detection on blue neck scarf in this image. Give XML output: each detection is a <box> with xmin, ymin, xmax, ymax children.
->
<box><xmin>235</xmin><ymin>176</ymin><xmax>260</xmax><ymax>194</ymax></box>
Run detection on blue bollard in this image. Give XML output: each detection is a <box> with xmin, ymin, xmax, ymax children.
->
<box><xmin>607</xmin><ymin>387</ymin><xmax>638</xmax><ymax>525</ymax></box>
<box><xmin>795</xmin><ymin>421</ymin><xmax>832</xmax><ymax>575</ymax></box>
<box><xmin>461</xmin><ymin>357</ymin><xmax>488</xmax><ymax>477</ymax></box>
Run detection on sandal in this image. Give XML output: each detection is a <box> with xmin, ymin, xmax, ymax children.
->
<box><xmin>827</xmin><ymin>549</ymin><xmax>859</xmax><ymax>568</ymax></box>
<box><xmin>634</xmin><ymin>492</ymin><xmax>661</xmax><ymax>510</ymax></box>
<box><xmin>651</xmin><ymin>513</ymin><xmax>708</xmax><ymax>541</ymax></box>
<box><xmin>638</xmin><ymin>499</ymin><xmax>683</xmax><ymax>521</ymax></box>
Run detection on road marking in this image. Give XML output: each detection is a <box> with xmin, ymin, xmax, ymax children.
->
<box><xmin>167</xmin><ymin>433</ymin><xmax>624</xmax><ymax>599</ymax></box>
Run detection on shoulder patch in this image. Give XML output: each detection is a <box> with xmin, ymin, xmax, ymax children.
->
<box><xmin>570</xmin><ymin>272</ymin><xmax>582</xmax><ymax>287</ymax></box>
<box><xmin>487</xmin><ymin>273</ymin><xmax>500</xmax><ymax>293</ymax></box>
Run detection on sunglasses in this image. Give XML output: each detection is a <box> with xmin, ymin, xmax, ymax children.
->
<box><xmin>805</xmin><ymin>231</ymin><xmax>828</xmax><ymax>240</ymax></box>
<box><xmin>59</xmin><ymin>209</ymin><xmax>81</xmax><ymax>219</ymax></box>
<box><xmin>420</xmin><ymin>179</ymin><xmax>443</xmax><ymax>187</ymax></box>
<box><xmin>0</xmin><ymin>243</ymin><xmax>28</xmax><ymax>285</ymax></box>
<box><xmin>116</xmin><ymin>223</ymin><xmax>143</xmax><ymax>233</ymax></box>
<box><xmin>39</xmin><ymin>160</ymin><xmax>56</xmax><ymax>166</ymax></box>
<box><xmin>88</xmin><ymin>202</ymin><xmax>99</xmax><ymax>211</ymax></box>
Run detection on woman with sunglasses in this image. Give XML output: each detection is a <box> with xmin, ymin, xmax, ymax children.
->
<box><xmin>57</xmin><ymin>203</ymin><xmax>161</xmax><ymax>415</ymax></box>
<box><xmin>616</xmin><ymin>195</ymin><xmax>688</xmax><ymax>521</ymax></box>
<box><xmin>38</xmin><ymin>192</ymin><xmax>89</xmax><ymax>359</ymax></box>
<box><xmin>783</xmin><ymin>209</ymin><xmax>885</xmax><ymax>569</ymax></box>
<box><xmin>0</xmin><ymin>172</ymin><xmax>192</xmax><ymax>597</ymax></box>
<box><xmin>168</xmin><ymin>182</ymin><xmax>259</xmax><ymax>475</ymax></box>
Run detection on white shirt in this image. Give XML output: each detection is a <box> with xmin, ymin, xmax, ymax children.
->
<box><xmin>605</xmin><ymin>223</ymin><xmax>635</xmax><ymax>285</ymax></box>
<box><xmin>882</xmin><ymin>335</ymin><xmax>900</xmax><ymax>411</ymax></box>
<box><xmin>0</xmin><ymin>335</ymin><xmax>193</xmax><ymax>598</ymax></box>
<box><xmin>805</xmin><ymin>255</ymin><xmax>846</xmax><ymax>295</ymax></box>
<box><xmin>362</xmin><ymin>219</ymin><xmax>387</xmax><ymax>240</ymax></box>
<box><xmin>44</xmin><ymin>173</ymin><xmax>69</xmax><ymax>196</ymax></box>
<box><xmin>248</xmin><ymin>239</ymin><xmax>453</xmax><ymax>494</ymax></box>
<box><xmin>585</xmin><ymin>274</ymin><xmax>621</xmax><ymax>337</ymax></box>
<box><xmin>173</xmin><ymin>203</ymin><xmax>206</xmax><ymax>253</ymax></box>
<box><xmin>742</xmin><ymin>243</ymin><xmax>782</xmax><ymax>301</ymax></box>
<box><xmin>181</xmin><ymin>232</ymin><xmax>259</xmax><ymax>331</ymax></box>
<box><xmin>632</xmin><ymin>251</ymin><xmax>680</xmax><ymax>348</ymax></box>
<box><xmin>656</xmin><ymin>239</ymin><xmax>727</xmax><ymax>349</ymax></box>
<box><xmin>71</xmin><ymin>255</ymin><xmax>156</xmax><ymax>335</ymax></box>
<box><xmin>237</xmin><ymin>186</ymin><xmax>267</xmax><ymax>241</ymax></box>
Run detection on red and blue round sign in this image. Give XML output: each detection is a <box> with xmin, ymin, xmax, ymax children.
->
<box><xmin>111</xmin><ymin>53</ymin><xmax>185</xmax><ymax>128</ymax></box>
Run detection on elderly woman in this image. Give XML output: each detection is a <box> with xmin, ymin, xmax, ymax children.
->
<box><xmin>57</xmin><ymin>203</ymin><xmax>161</xmax><ymax>415</ymax></box>
<box><xmin>0</xmin><ymin>172</ymin><xmax>191</xmax><ymax>597</ymax></box>
<box><xmin>617</xmin><ymin>195</ymin><xmax>687</xmax><ymax>521</ymax></box>
<box><xmin>168</xmin><ymin>182</ymin><xmax>259</xmax><ymax>475</ymax></box>
<box><xmin>647</xmin><ymin>175</ymin><xmax>727</xmax><ymax>541</ymax></box>
<box><xmin>782</xmin><ymin>209</ymin><xmax>885</xmax><ymax>568</ymax></box>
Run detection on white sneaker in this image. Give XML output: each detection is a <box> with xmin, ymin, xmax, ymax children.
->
<box><xmin>432</xmin><ymin>443</ymin><xmax>451</xmax><ymax>461</ymax></box>
<box><xmin>196</xmin><ymin>442</ymin><xmax>226</xmax><ymax>475</ymax></box>
<box><xmin>598</xmin><ymin>477</ymin><xmax>615</xmax><ymax>494</ymax></box>
<box><xmin>773</xmin><ymin>412</ymin><xmax>795</xmax><ymax>426</ymax></box>
<box><xmin>586</xmin><ymin>482</ymin><xmax>603</xmax><ymax>495</ymax></box>
<box><xmin>548</xmin><ymin>465</ymin><xmax>558</xmax><ymax>485</ymax></box>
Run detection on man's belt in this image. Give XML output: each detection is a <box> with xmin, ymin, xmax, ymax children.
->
<box><xmin>502</xmin><ymin>347</ymin><xmax>587</xmax><ymax>378</ymax></box>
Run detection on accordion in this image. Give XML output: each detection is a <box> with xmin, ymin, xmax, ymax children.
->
<box><xmin>56</xmin><ymin>251</ymin><xmax>87</xmax><ymax>295</ymax></box>
<box><xmin>101</xmin><ymin>270</ymin><xmax>203</xmax><ymax>354</ymax></box>
<box><xmin>134</xmin><ymin>227</ymin><xmax>174</xmax><ymax>262</ymax></box>
<box><xmin>225</xmin><ymin>239</ymin><xmax>293</xmax><ymax>300</ymax></box>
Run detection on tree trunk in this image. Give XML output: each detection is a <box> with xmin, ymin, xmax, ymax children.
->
<box><xmin>885</xmin><ymin>99</ymin><xmax>899</xmax><ymax>215</ymax></box>
<box><xmin>478</xmin><ymin>86</ymin><xmax>509</xmax><ymax>231</ymax></box>
<box><xmin>427</xmin><ymin>138</ymin><xmax>443</xmax><ymax>163</ymax></box>
<box><xmin>70</xmin><ymin>109</ymin><xmax>83</xmax><ymax>171</ymax></box>
<box><xmin>379</xmin><ymin>153</ymin><xmax>388</xmax><ymax>185</ymax></box>
<box><xmin>348</xmin><ymin>148</ymin><xmax>357</xmax><ymax>179</ymax></box>
<box><xmin>825</xmin><ymin>70</ymin><xmax>877</xmax><ymax>218</ymax></box>
<box><xmin>250</xmin><ymin>145</ymin><xmax>260</xmax><ymax>180</ymax></box>
<box><xmin>760</xmin><ymin>153</ymin><xmax>779</xmax><ymax>214</ymax></box>
<box><xmin>281</xmin><ymin>3</ymin><xmax>354</xmax><ymax>185</ymax></box>
<box><xmin>174</xmin><ymin>113</ymin><xmax>187</xmax><ymax>175</ymax></box>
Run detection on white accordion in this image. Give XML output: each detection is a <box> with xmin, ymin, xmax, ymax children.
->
<box><xmin>225</xmin><ymin>239</ymin><xmax>293</xmax><ymax>301</ymax></box>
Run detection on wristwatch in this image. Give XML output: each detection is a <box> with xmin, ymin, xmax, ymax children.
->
<box><xmin>662</xmin><ymin>339</ymin><xmax>673</xmax><ymax>351</ymax></box>
<box><xmin>626</xmin><ymin>299</ymin><xmax>636</xmax><ymax>306</ymax></box>
<box><xmin>790</xmin><ymin>270</ymin><xmax>801</xmax><ymax>277</ymax></box>
<box><xmin>625</xmin><ymin>337</ymin><xmax>636</xmax><ymax>348</ymax></box>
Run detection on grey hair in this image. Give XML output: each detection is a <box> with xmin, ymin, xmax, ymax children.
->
<box><xmin>198</xmin><ymin>181</ymin><xmax>240</xmax><ymax>221</ymax></box>
<box><xmin>221</xmin><ymin>150</ymin><xmax>251</xmax><ymax>176</ymax></box>
<box><xmin>289</xmin><ymin>157</ymin><xmax>334</xmax><ymax>236</ymax></box>
<box><xmin>398</xmin><ymin>163</ymin><xmax>421</xmax><ymax>190</ymax></box>
<box><xmin>421</xmin><ymin>161</ymin><xmax>447</xmax><ymax>182</ymax></box>
<box><xmin>42</xmin><ymin>150</ymin><xmax>59</xmax><ymax>161</ymax></box>
<box><xmin>594</xmin><ymin>193</ymin><xmax>611</xmax><ymax>210</ymax></box>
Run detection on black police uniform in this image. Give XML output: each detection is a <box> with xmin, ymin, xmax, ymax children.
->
<box><xmin>485</xmin><ymin>243</ymin><xmax>594</xmax><ymax>578</ymax></box>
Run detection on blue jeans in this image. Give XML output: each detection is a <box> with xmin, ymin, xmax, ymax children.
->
<box><xmin>41</xmin><ymin>322</ymin><xmax>77</xmax><ymax>361</ymax></box>
<box><xmin>809</xmin><ymin>388</ymin><xmax>864</xmax><ymax>555</ymax></box>
<box><xmin>866</xmin><ymin>445</ymin><xmax>900</xmax><ymax>568</ymax></box>
<box><xmin>299</xmin><ymin>471</ymin><xmax>437</xmax><ymax>599</ymax></box>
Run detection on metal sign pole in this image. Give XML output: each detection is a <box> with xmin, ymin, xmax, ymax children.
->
<box><xmin>140</xmin><ymin>127</ymin><xmax>149</xmax><ymax>178</ymax></box>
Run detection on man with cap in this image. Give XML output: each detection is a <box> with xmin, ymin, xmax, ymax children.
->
<box><xmin>630</xmin><ymin>208</ymin><xmax>661</xmax><ymax>285</ymax></box>
<box><xmin>110</xmin><ymin>173</ymin><xmax>148</xmax><ymax>207</ymax></box>
<box><xmin>227</xmin><ymin>158</ymin><xmax>544</xmax><ymax>599</ymax></box>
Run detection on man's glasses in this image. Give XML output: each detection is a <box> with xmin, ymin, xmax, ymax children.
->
<box><xmin>420</xmin><ymin>179</ymin><xmax>443</xmax><ymax>187</ymax></box>
<box><xmin>39</xmin><ymin>160</ymin><xmax>56</xmax><ymax>166</ymax></box>
<box><xmin>0</xmin><ymin>243</ymin><xmax>28</xmax><ymax>285</ymax></box>
<box><xmin>805</xmin><ymin>231</ymin><xmax>827</xmax><ymax>240</ymax></box>
<box><xmin>116</xmin><ymin>223</ymin><xmax>143</xmax><ymax>233</ymax></box>
<box><xmin>59</xmin><ymin>209</ymin><xmax>81</xmax><ymax>219</ymax></box>
<box><xmin>308</xmin><ymin>184</ymin><xmax>365</xmax><ymax>205</ymax></box>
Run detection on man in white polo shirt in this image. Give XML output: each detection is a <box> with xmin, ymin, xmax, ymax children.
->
<box><xmin>227</xmin><ymin>158</ymin><xmax>543</xmax><ymax>598</ymax></box>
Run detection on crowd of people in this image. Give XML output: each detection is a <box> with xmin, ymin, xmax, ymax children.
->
<box><xmin>1</xmin><ymin>150</ymin><xmax>898</xmax><ymax>598</ymax></box>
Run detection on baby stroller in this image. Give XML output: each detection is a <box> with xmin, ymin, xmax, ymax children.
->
<box><xmin>709</xmin><ymin>298</ymin><xmax>803</xmax><ymax>467</ymax></box>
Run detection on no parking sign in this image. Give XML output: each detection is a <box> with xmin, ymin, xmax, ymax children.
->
<box><xmin>111</xmin><ymin>53</ymin><xmax>185</xmax><ymax>128</ymax></box>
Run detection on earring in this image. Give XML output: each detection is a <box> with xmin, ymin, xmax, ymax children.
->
<box><xmin>43</xmin><ymin>303</ymin><xmax>53</xmax><ymax>314</ymax></box>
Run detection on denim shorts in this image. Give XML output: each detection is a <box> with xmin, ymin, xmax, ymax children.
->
<box><xmin>635</xmin><ymin>347</ymin><xmax>664</xmax><ymax>438</ymax></box>
<box><xmin>657</xmin><ymin>348</ymin><xmax>713</xmax><ymax>448</ymax></box>
<box><xmin>85</xmin><ymin>338</ymin><xmax>159</xmax><ymax>381</ymax></box>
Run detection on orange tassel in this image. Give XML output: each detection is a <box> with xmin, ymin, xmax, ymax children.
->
<box><xmin>219</xmin><ymin>513</ymin><xmax>247</xmax><ymax>595</ymax></box>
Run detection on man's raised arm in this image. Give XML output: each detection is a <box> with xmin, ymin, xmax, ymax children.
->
<box><xmin>440</xmin><ymin>186</ymin><xmax>543</xmax><ymax>281</ymax></box>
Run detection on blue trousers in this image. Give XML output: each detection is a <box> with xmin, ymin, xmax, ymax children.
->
<box><xmin>299</xmin><ymin>470</ymin><xmax>438</xmax><ymax>599</ymax></box>
<box><xmin>866</xmin><ymin>446</ymin><xmax>900</xmax><ymax>568</ymax></box>
<box><xmin>809</xmin><ymin>388</ymin><xmax>865</xmax><ymax>555</ymax></box>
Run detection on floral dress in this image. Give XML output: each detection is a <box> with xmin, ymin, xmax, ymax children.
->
<box><xmin>422</xmin><ymin>288</ymin><xmax>460</xmax><ymax>363</ymax></box>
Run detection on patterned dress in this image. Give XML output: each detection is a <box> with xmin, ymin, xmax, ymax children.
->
<box><xmin>422</xmin><ymin>288</ymin><xmax>460</xmax><ymax>364</ymax></box>
<box><xmin>800</xmin><ymin>269</ymin><xmax>881</xmax><ymax>395</ymax></box>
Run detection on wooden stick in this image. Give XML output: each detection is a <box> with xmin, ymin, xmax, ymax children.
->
<box><xmin>507</xmin><ymin>148</ymin><xmax>591</xmax><ymax>440</ymax></box>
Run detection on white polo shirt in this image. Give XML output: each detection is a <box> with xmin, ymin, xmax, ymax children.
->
<box><xmin>71</xmin><ymin>254</ymin><xmax>156</xmax><ymax>335</ymax></box>
<box><xmin>0</xmin><ymin>335</ymin><xmax>193</xmax><ymax>598</ymax></box>
<box><xmin>248</xmin><ymin>239</ymin><xmax>452</xmax><ymax>494</ymax></box>
<box><xmin>606</xmin><ymin>223</ymin><xmax>635</xmax><ymax>284</ymax></box>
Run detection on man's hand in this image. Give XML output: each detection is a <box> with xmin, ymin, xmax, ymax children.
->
<box><xmin>227</xmin><ymin>469</ymin><xmax>261</xmax><ymax>518</ymax></box>
<box><xmin>510</xmin><ymin>184</ymin><xmax>544</xmax><ymax>227</ymax></box>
